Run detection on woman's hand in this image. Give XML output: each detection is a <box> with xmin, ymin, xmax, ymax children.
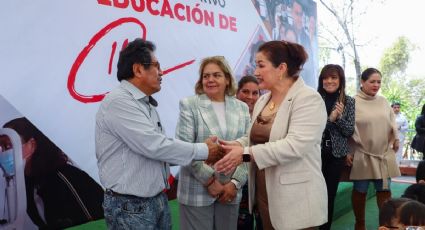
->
<box><xmin>393</xmin><ymin>140</ymin><xmax>400</xmax><ymax>153</ymax></box>
<box><xmin>207</xmin><ymin>179</ymin><xmax>224</xmax><ymax>198</ymax></box>
<box><xmin>329</xmin><ymin>102</ymin><xmax>344</xmax><ymax>122</ymax></box>
<box><xmin>218</xmin><ymin>182</ymin><xmax>237</xmax><ymax>204</ymax></box>
<box><xmin>345</xmin><ymin>154</ymin><xmax>353</xmax><ymax>167</ymax></box>
<box><xmin>218</xmin><ymin>139</ymin><xmax>242</xmax><ymax>147</ymax></box>
<box><xmin>214</xmin><ymin>145</ymin><xmax>244</xmax><ymax>175</ymax></box>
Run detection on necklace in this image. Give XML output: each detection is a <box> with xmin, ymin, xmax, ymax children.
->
<box><xmin>268</xmin><ymin>101</ymin><xmax>276</xmax><ymax>111</ymax></box>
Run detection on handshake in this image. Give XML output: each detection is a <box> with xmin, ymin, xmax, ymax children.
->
<box><xmin>204</xmin><ymin>136</ymin><xmax>247</xmax><ymax>175</ymax></box>
<box><xmin>204</xmin><ymin>136</ymin><xmax>226</xmax><ymax>165</ymax></box>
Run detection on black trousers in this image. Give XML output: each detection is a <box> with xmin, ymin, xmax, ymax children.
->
<box><xmin>319</xmin><ymin>148</ymin><xmax>345</xmax><ymax>230</ymax></box>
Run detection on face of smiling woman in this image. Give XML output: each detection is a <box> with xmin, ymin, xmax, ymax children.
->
<box><xmin>202</xmin><ymin>63</ymin><xmax>229</xmax><ymax>102</ymax></box>
<box><xmin>322</xmin><ymin>72</ymin><xmax>340</xmax><ymax>94</ymax></box>
<box><xmin>237</xmin><ymin>82</ymin><xmax>260</xmax><ymax>114</ymax></box>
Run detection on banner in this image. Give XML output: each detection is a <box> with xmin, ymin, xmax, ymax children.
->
<box><xmin>0</xmin><ymin>0</ymin><xmax>317</xmax><ymax>184</ymax></box>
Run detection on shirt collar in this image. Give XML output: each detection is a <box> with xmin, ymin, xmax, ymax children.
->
<box><xmin>120</xmin><ymin>80</ymin><xmax>158</xmax><ymax>107</ymax></box>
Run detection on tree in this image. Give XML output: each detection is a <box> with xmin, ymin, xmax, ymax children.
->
<box><xmin>379</xmin><ymin>37</ymin><xmax>424</xmax><ymax>130</ymax></box>
<box><xmin>318</xmin><ymin>0</ymin><xmax>385</xmax><ymax>89</ymax></box>
<box><xmin>380</xmin><ymin>36</ymin><xmax>414</xmax><ymax>80</ymax></box>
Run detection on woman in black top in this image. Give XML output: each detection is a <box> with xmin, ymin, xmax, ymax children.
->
<box><xmin>317</xmin><ymin>64</ymin><xmax>355</xmax><ymax>230</ymax></box>
<box><xmin>412</xmin><ymin>104</ymin><xmax>425</xmax><ymax>158</ymax></box>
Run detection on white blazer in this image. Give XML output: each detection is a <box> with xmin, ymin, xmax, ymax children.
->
<box><xmin>237</xmin><ymin>77</ymin><xmax>328</xmax><ymax>229</ymax></box>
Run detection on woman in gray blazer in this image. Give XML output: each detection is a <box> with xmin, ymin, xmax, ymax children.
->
<box><xmin>216</xmin><ymin>41</ymin><xmax>328</xmax><ymax>229</ymax></box>
<box><xmin>175</xmin><ymin>56</ymin><xmax>250</xmax><ymax>230</ymax></box>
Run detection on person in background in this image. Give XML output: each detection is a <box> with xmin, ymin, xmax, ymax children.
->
<box><xmin>175</xmin><ymin>56</ymin><xmax>250</xmax><ymax>230</ymax></box>
<box><xmin>411</xmin><ymin>104</ymin><xmax>425</xmax><ymax>159</ymax></box>
<box><xmin>236</xmin><ymin>75</ymin><xmax>260</xmax><ymax>116</ymax></box>
<box><xmin>317</xmin><ymin>64</ymin><xmax>355</xmax><ymax>230</ymax></box>
<box><xmin>397</xmin><ymin>200</ymin><xmax>425</xmax><ymax>229</ymax></box>
<box><xmin>402</xmin><ymin>183</ymin><xmax>425</xmax><ymax>205</ymax></box>
<box><xmin>216</xmin><ymin>40</ymin><xmax>328</xmax><ymax>229</ymax></box>
<box><xmin>416</xmin><ymin>160</ymin><xmax>425</xmax><ymax>184</ymax></box>
<box><xmin>283</xmin><ymin>25</ymin><xmax>297</xmax><ymax>43</ymax></box>
<box><xmin>236</xmin><ymin>75</ymin><xmax>262</xmax><ymax>230</ymax></box>
<box><xmin>95</xmin><ymin>39</ymin><xmax>223</xmax><ymax>230</ymax></box>
<box><xmin>3</xmin><ymin>117</ymin><xmax>104</xmax><ymax>229</ymax></box>
<box><xmin>346</xmin><ymin>68</ymin><xmax>400</xmax><ymax>230</ymax></box>
<box><xmin>378</xmin><ymin>198</ymin><xmax>410</xmax><ymax>230</ymax></box>
<box><xmin>391</xmin><ymin>102</ymin><xmax>409</xmax><ymax>165</ymax></box>
<box><xmin>291</xmin><ymin>0</ymin><xmax>315</xmax><ymax>88</ymax></box>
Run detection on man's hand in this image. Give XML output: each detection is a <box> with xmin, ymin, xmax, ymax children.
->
<box><xmin>218</xmin><ymin>182</ymin><xmax>237</xmax><ymax>204</ymax></box>
<box><xmin>207</xmin><ymin>179</ymin><xmax>224</xmax><ymax>198</ymax></box>
<box><xmin>205</xmin><ymin>136</ymin><xmax>224</xmax><ymax>165</ymax></box>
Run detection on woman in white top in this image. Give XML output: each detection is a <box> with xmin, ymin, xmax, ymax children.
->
<box><xmin>175</xmin><ymin>56</ymin><xmax>250</xmax><ymax>230</ymax></box>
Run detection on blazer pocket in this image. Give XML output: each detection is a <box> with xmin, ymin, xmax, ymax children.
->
<box><xmin>279</xmin><ymin>171</ymin><xmax>311</xmax><ymax>185</ymax></box>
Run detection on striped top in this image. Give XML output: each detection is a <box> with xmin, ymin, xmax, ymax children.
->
<box><xmin>95</xmin><ymin>80</ymin><xmax>208</xmax><ymax>197</ymax></box>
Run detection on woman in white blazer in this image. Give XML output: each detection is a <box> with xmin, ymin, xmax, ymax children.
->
<box><xmin>216</xmin><ymin>40</ymin><xmax>328</xmax><ymax>230</ymax></box>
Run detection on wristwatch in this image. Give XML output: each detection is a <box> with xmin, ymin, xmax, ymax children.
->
<box><xmin>242</xmin><ymin>147</ymin><xmax>251</xmax><ymax>162</ymax></box>
<box><xmin>230</xmin><ymin>178</ymin><xmax>242</xmax><ymax>190</ymax></box>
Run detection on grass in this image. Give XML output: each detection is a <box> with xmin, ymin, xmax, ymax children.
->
<box><xmin>67</xmin><ymin>182</ymin><xmax>411</xmax><ymax>230</ymax></box>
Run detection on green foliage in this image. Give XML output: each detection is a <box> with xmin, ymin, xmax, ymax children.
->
<box><xmin>381</xmin><ymin>80</ymin><xmax>421</xmax><ymax>130</ymax></box>
<box><xmin>379</xmin><ymin>36</ymin><xmax>424</xmax><ymax>131</ymax></box>
<box><xmin>379</xmin><ymin>36</ymin><xmax>414</xmax><ymax>79</ymax></box>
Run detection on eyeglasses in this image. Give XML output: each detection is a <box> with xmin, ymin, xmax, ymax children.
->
<box><xmin>141</xmin><ymin>61</ymin><xmax>161</xmax><ymax>70</ymax></box>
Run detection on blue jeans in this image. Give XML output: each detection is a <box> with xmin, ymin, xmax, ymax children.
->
<box><xmin>353</xmin><ymin>179</ymin><xmax>392</xmax><ymax>193</ymax></box>
<box><xmin>103</xmin><ymin>191</ymin><xmax>171</xmax><ymax>230</ymax></box>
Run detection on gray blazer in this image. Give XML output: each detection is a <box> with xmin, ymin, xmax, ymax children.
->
<box><xmin>175</xmin><ymin>94</ymin><xmax>250</xmax><ymax>206</ymax></box>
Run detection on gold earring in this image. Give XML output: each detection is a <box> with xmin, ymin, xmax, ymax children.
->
<box><xmin>279</xmin><ymin>75</ymin><xmax>283</xmax><ymax>80</ymax></box>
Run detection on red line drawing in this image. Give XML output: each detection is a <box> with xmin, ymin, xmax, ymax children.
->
<box><xmin>108</xmin><ymin>41</ymin><xmax>117</xmax><ymax>75</ymax></box>
<box><xmin>67</xmin><ymin>17</ymin><xmax>194</xmax><ymax>104</ymax></box>
<box><xmin>163</xmin><ymin>59</ymin><xmax>195</xmax><ymax>75</ymax></box>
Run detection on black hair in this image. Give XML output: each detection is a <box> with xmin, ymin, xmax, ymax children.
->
<box><xmin>3</xmin><ymin>117</ymin><xmax>69</xmax><ymax>183</ymax></box>
<box><xmin>237</xmin><ymin>75</ymin><xmax>259</xmax><ymax>92</ymax></box>
<box><xmin>258</xmin><ymin>40</ymin><xmax>308</xmax><ymax>77</ymax></box>
<box><xmin>361</xmin><ymin>67</ymin><xmax>382</xmax><ymax>81</ymax></box>
<box><xmin>379</xmin><ymin>198</ymin><xmax>410</xmax><ymax>226</ymax></box>
<box><xmin>116</xmin><ymin>38</ymin><xmax>156</xmax><ymax>81</ymax></box>
<box><xmin>391</xmin><ymin>102</ymin><xmax>401</xmax><ymax>107</ymax></box>
<box><xmin>398</xmin><ymin>200</ymin><xmax>425</xmax><ymax>226</ymax></box>
<box><xmin>402</xmin><ymin>183</ymin><xmax>425</xmax><ymax>205</ymax></box>
<box><xmin>416</xmin><ymin>160</ymin><xmax>425</xmax><ymax>183</ymax></box>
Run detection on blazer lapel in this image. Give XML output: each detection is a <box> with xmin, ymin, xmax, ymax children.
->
<box><xmin>198</xmin><ymin>94</ymin><xmax>223</xmax><ymax>138</ymax></box>
<box><xmin>246</xmin><ymin>93</ymin><xmax>271</xmax><ymax>144</ymax></box>
<box><xmin>252</xmin><ymin>92</ymin><xmax>270</xmax><ymax>122</ymax></box>
<box><xmin>269</xmin><ymin>77</ymin><xmax>304</xmax><ymax>141</ymax></box>
<box><xmin>224</xmin><ymin>96</ymin><xmax>238</xmax><ymax>140</ymax></box>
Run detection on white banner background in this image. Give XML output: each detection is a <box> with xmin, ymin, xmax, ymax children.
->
<box><xmin>0</xmin><ymin>0</ymin><xmax>317</xmax><ymax>182</ymax></box>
